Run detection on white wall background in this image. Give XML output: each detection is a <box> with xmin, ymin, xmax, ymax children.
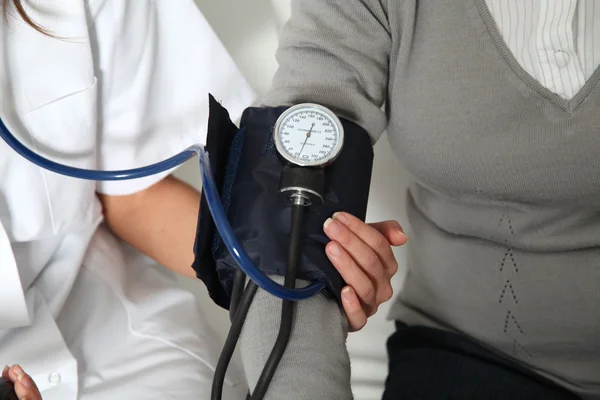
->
<box><xmin>175</xmin><ymin>1</ymin><xmax>411</xmax><ymax>398</ymax></box>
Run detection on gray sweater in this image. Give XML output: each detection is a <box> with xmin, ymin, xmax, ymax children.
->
<box><xmin>239</xmin><ymin>1</ymin><xmax>600</xmax><ymax>398</ymax></box>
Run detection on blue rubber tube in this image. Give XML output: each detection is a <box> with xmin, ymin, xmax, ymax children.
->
<box><xmin>0</xmin><ymin>116</ymin><xmax>326</xmax><ymax>301</ymax></box>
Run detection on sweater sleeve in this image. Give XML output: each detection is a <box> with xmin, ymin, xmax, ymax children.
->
<box><xmin>260</xmin><ymin>0</ymin><xmax>392</xmax><ymax>142</ymax></box>
<box><xmin>238</xmin><ymin>3</ymin><xmax>391</xmax><ymax>398</ymax></box>
<box><xmin>239</xmin><ymin>278</ymin><xmax>353</xmax><ymax>400</ymax></box>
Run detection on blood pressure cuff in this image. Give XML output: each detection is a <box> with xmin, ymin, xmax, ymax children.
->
<box><xmin>192</xmin><ymin>95</ymin><xmax>374</xmax><ymax>310</ymax></box>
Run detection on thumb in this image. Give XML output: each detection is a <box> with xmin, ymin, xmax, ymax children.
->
<box><xmin>369</xmin><ymin>220</ymin><xmax>407</xmax><ymax>246</ymax></box>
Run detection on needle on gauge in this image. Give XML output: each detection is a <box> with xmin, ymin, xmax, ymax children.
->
<box><xmin>273</xmin><ymin>104</ymin><xmax>345</xmax><ymax>168</ymax></box>
<box><xmin>296</xmin><ymin>123</ymin><xmax>314</xmax><ymax>158</ymax></box>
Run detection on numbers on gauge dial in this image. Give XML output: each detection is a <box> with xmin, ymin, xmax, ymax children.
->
<box><xmin>278</xmin><ymin>110</ymin><xmax>339</xmax><ymax>164</ymax></box>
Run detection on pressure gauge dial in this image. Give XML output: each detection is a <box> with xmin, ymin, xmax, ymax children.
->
<box><xmin>274</xmin><ymin>104</ymin><xmax>344</xmax><ymax>167</ymax></box>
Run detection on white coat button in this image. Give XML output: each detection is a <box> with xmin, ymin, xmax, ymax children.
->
<box><xmin>553</xmin><ymin>50</ymin><xmax>570</xmax><ymax>68</ymax></box>
<box><xmin>48</xmin><ymin>372</ymin><xmax>61</xmax><ymax>385</ymax></box>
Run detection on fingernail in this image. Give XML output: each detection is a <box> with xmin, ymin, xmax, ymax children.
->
<box><xmin>2</xmin><ymin>365</ymin><xmax>8</xmax><ymax>376</ymax></box>
<box><xmin>14</xmin><ymin>366</ymin><xmax>31</xmax><ymax>389</ymax></box>
<box><xmin>18</xmin><ymin>374</ymin><xmax>33</xmax><ymax>389</ymax></box>
<box><xmin>342</xmin><ymin>287</ymin><xmax>353</xmax><ymax>301</ymax></box>
<box><xmin>324</xmin><ymin>218</ymin><xmax>340</xmax><ymax>235</ymax></box>
<box><xmin>327</xmin><ymin>242</ymin><xmax>342</xmax><ymax>257</ymax></box>
<box><xmin>13</xmin><ymin>365</ymin><xmax>23</xmax><ymax>377</ymax></box>
<box><xmin>332</xmin><ymin>212</ymin><xmax>348</xmax><ymax>224</ymax></box>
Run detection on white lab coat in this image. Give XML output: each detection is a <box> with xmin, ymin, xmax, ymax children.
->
<box><xmin>0</xmin><ymin>0</ymin><xmax>255</xmax><ymax>398</ymax></box>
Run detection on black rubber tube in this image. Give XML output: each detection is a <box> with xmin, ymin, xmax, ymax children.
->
<box><xmin>211</xmin><ymin>280</ymin><xmax>259</xmax><ymax>400</ymax></box>
<box><xmin>251</xmin><ymin>204</ymin><xmax>305</xmax><ymax>400</ymax></box>
<box><xmin>230</xmin><ymin>268</ymin><xmax>247</xmax><ymax>322</ymax></box>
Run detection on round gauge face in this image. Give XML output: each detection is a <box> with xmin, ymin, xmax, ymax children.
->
<box><xmin>273</xmin><ymin>104</ymin><xmax>344</xmax><ymax>167</ymax></box>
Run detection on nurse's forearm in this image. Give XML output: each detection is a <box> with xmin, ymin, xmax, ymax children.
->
<box><xmin>98</xmin><ymin>176</ymin><xmax>199</xmax><ymax>278</ymax></box>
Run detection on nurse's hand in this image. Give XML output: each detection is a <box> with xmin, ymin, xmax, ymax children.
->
<box><xmin>324</xmin><ymin>212</ymin><xmax>407</xmax><ymax>332</ymax></box>
<box><xmin>2</xmin><ymin>365</ymin><xmax>42</xmax><ymax>400</ymax></box>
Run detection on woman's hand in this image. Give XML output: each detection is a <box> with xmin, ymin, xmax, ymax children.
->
<box><xmin>2</xmin><ymin>365</ymin><xmax>42</xmax><ymax>400</ymax></box>
<box><xmin>324</xmin><ymin>212</ymin><xmax>407</xmax><ymax>332</ymax></box>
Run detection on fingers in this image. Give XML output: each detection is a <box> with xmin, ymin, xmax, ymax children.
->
<box><xmin>369</xmin><ymin>220</ymin><xmax>407</xmax><ymax>247</ymax></box>
<box><xmin>368</xmin><ymin>220</ymin><xmax>406</xmax><ymax>276</ymax></box>
<box><xmin>323</xmin><ymin>212</ymin><xmax>407</xmax><ymax>331</ymax></box>
<box><xmin>325</xmin><ymin>239</ymin><xmax>377</xmax><ymax>316</ymax></box>
<box><xmin>8</xmin><ymin>365</ymin><xmax>42</xmax><ymax>400</ymax></box>
<box><xmin>336</xmin><ymin>213</ymin><xmax>405</xmax><ymax>277</ymax></box>
<box><xmin>324</xmin><ymin>214</ymin><xmax>398</xmax><ymax>299</ymax></box>
<box><xmin>324</xmin><ymin>212</ymin><xmax>407</xmax><ymax>331</ymax></box>
<box><xmin>325</xmin><ymin>216</ymin><xmax>388</xmax><ymax>285</ymax></box>
<box><xmin>2</xmin><ymin>365</ymin><xmax>8</xmax><ymax>380</ymax></box>
<box><xmin>341</xmin><ymin>286</ymin><xmax>368</xmax><ymax>332</ymax></box>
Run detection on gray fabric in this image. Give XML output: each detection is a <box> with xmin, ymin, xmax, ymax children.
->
<box><xmin>249</xmin><ymin>0</ymin><xmax>600</xmax><ymax>399</ymax></box>
<box><xmin>238</xmin><ymin>277</ymin><xmax>352</xmax><ymax>399</ymax></box>
<box><xmin>260</xmin><ymin>0</ymin><xmax>391</xmax><ymax>142</ymax></box>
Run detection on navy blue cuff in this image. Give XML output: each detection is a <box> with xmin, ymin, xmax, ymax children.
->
<box><xmin>192</xmin><ymin>95</ymin><xmax>374</xmax><ymax>309</ymax></box>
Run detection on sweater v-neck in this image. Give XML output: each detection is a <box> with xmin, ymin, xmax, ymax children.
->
<box><xmin>471</xmin><ymin>0</ymin><xmax>600</xmax><ymax>114</ymax></box>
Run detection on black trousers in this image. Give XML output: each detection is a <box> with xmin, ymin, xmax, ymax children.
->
<box><xmin>383</xmin><ymin>322</ymin><xmax>580</xmax><ymax>400</ymax></box>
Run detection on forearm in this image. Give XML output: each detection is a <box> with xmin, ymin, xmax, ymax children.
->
<box><xmin>98</xmin><ymin>175</ymin><xmax>199</xmax><ymax>278</ymax></box>
<box><xmin>239</xmin><ymin>276</ymin><xmax>353</xmax><ymax>399</ymax></box>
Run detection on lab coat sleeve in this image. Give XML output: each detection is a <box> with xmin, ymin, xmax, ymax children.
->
<box><xmin>86</xmin><ymin>0</ymin><xmax>256</xmax><ymax>195</ymax></box>
<box><xmin>259</xmin><ymin>0</ymin><xmax>391</xmax><ymax>143</ymax></box>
